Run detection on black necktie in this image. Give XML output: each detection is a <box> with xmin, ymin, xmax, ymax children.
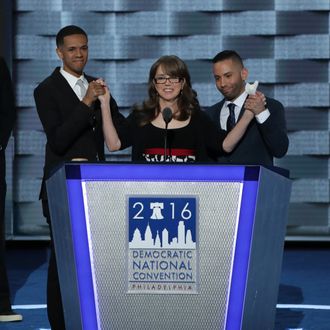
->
<box><xmin>226</xmin><ymin>103</ymin><xmax>236</xmax><ymax>132</ymax></box>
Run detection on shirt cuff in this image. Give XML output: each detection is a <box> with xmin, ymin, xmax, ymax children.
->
<box><xmin>255</xmin><ymin>108</ymin><xmax>270</xmax><ymax>124</ymax></box>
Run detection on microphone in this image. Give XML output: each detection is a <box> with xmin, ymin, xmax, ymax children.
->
<box><xmin>162</xmin><ymin>107</ymin><xmax>173</xmax><ymax>125</ymax></box>
<box><xmin>162</xmin><ymin>107</ymin><xmax>173</xmax><ymax>162</ymax></box>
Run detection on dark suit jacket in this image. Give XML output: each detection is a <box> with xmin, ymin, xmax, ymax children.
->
<box><xmin>206</xmin><ymin>96</ymin><xmax>289</xmax><ymax>166</ymax></box>
<box><xmin>34</xmin><ymin>67</ymin><xmax>124</xmax><ymax>202</ymax></box>
<box><xmin>0</xmin><ymin>57</ymin><xmax>15</xmax><ymax>153</ymax></box>
<box><xmin>0</xmin><ymin>56</ymin><xmax>15</xmax><ymax>311</ymax></box>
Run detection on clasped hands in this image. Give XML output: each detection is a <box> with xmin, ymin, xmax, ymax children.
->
<box><xmin>244</xmin><ymin>81</ymin><xmax>267</xmax><ymax>117</ymax></box>
<box><xmin>82</xmin><ymin>79</ymin><xmax>110</xmax><ymax>107</ymax></box>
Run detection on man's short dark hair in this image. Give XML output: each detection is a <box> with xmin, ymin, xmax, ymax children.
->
<box><xmin>212</xmin><ymin>50</ymin><xmax>244</xmax><ymax>67</ymax></box>
<box><xmin>56</xmin><ymin>25</ymin><xmax>88</xmax><ymax>47</ymax></box>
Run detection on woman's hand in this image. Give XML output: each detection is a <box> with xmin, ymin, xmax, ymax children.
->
<box><xmin>97</xmin><ymin>78</ymin><xmax>121</xmax><ymax>152</ymax></box>
<box><xmin>96</xmin><ymin>78</ymin><xmax>110</xmax><ymax>105</ymax></box>
<box><xmin>242</xmin><ymin>108</ymin><xmax>255</xmax><ymax>120</ymax></box>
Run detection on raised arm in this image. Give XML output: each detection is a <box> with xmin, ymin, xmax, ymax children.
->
<box><xmin>222</xmin><ymin>109</ymin><xmax>254</xmax><ymax>153</ymax></box>
<box><xmin>97</xmin><ymin>79</ymin><xmax>122</xmax><ymax>151</ymax></box>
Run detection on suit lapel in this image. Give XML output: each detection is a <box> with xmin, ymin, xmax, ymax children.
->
<box><xmin>51</xmin><ymin>68</ymin><xmax>81</xmax><ymax>103</ymax></box>
<box><xmin>218</xmin><ymin>99</ymin><xmax>225</xmax><ymax>114</ymax></box>
<box><xmin>215</xmin><ymin>99</ymin><xmax>226</xmax><ymax>130</ymax></box>
<box><xmin>51</xmin><ymin>68</ymin><xmax>95</xmax><ymax>103</ymax></box>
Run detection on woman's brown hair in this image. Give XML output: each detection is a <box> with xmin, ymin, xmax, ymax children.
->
<box><xmin>133</xmin><ymin>55</ymin><xmax>200</xmax><ymax>126</ymax></box>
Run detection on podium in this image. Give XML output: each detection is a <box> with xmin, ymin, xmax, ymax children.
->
<box><xmin>46</xmin><ymin>163</ymin><xmax>291</xmax><ymax>330</ymax></box>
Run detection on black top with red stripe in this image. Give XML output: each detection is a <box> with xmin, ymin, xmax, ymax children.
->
<box><xmin>142</xmin><ymin>122</ymin><xmax>196</xmax><ymax>162</ymax></box>
<box><xmin>116</xmin><ymin>109</ymin><xmax>225</xmax><ymax>163</ymax></box>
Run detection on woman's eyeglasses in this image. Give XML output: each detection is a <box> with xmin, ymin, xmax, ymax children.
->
<box><xmin>154</xmin><ymin>77</ymin><xmax>182</xmax><ymax>84</ymax></box>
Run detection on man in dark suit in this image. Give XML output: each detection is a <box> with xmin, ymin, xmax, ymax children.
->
<box><xmin>34</xmin><ymin>25</ymin><xmax>124</xmax><ymax>330</ymax></box>
<box><xmin>207</xmin><ymin>50</ymin><xmax>289</xmax><ymax>166</ymax></box>
<box><xmin>0</xmin><ymin>57</ymin><xmax>23</xmax><ymax>322</ymax></box>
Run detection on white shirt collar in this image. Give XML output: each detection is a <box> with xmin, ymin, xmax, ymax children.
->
<box><xmin>60</xmin><ymin>67</ymin><xmax>86</xmax><ymax>89</ymax></box>
<box><xmin>225</xmin><ymin>91</ymin><xmax>248</xmax><ymax>109</ymax></box>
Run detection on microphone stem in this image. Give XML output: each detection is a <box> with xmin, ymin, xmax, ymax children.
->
<box><xmin>162</xmin><ymin>107</ymin><xmax>173</xmax><ymax>163</ymax></box>
<box><xmin>164</xmin><ymin>123</ymin><xmax>168</xmax><ymax>162</ymax></box>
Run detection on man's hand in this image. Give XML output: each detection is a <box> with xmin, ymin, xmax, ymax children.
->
<box><xmin>82</xmin><ymin>80</ymin><xmax>106</xmax><ymax>107</ymax></box>
<box><xmin>244</xmin><ymin>91</ymin><xmax>266</xmax><ymax>115</ymax></box>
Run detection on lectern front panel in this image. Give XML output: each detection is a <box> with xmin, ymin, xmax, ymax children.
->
<box><xmin>82</xmin><ymin>180</ymin><xmax>242</xmax><ymax>329</ymax></box>
<box><xmin>48</xmin><ymin>164</ymin><xmax>263</xmax><ymax>330</ymax></box>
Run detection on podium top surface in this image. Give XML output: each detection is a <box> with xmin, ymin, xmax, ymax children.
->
<box><xmin>51</xmin><ymin>162</ymin><xmax>289</xmax><ymax>183</ymax></box>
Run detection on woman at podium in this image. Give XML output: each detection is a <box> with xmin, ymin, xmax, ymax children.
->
<box><xmin>98</xmin><ymin>55</ymin><xmax>254</xmax><ymax>162</ymax></box>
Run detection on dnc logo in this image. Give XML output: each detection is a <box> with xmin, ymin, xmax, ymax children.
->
<box><xmin>127</xmin><ymin>196</ymin><xmax>198</xmax><ymax>294</ymax></box>
<box><xmin>128</xmin><ymin>197</ymin><xmax>196</xmax><ymax>249</ymax></box>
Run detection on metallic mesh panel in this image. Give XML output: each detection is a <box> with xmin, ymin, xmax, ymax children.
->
<box><xmin>82</xmin><ymin>181</ymin><xmax>242</xmax><ymax>330</ymax></box>
<box><xmin>223</xmin><ymin>36</ymin><xmax>274</xmax><ymax>58</ymax></box>
<box><xmin>287</xmin><ymin>131</ymin><xmax>329</xmax><ymax>155</ymax></box>
<box><xmin>244</xmin><ymin>59</ymin><xmax>276</xmax><ymax>82</ymax></box>
<box><xmin>16</xmin><ymin>108</ymin><xmax>43</xmax><ymax>130</ymax></box>
<box><xmin>11</xmin><ymin>1</ymin><xmax>330</xmax><ymax>239</ymax></box>
<box><xmin>276</xmin><ymin>156</ymin><xmax>329</xmax><ymax>179</ymax></box>
<box><xmin>14</xmin><ymin>202</ymin><xmax>49</xmax><ymax>235</ymax></box>
<box><xmin>275</xmin><ymin>84</ymin><xmax>329</xmax><ymax>107</ymax></box>
<box><xmin>221</xmin><ymin>12</ymin><xmax>276</xmax><ymax>35</ymax></box>
<box><xmin>276</xmin><ymin>11</ymin><xmax>329</xmax><ymax>34</ymax></box>
<box><xmin>4</xmin><ymin>140</ymin><xmax>14</xmax><ymax>236</ymax></box>
<box><xmin>116</xmin><ymin>12</ymin><xmax>221</xmax><ymax>36</ymax></box>
<box><xmin>285</xmin><ymin>107</ymin><xmax>329</xmax><ymax>131</ymax></box>
<box><xmin>287</xmin><ymin>203</ymin><xmax>330</xmax><ymax>226</ymax></box>
<box><xmin>276</xmin><ymin>0</ymin><xmax>330</xmax><ymax>10</ymax></box>
<box><xmin>16</xmin><ymin>11</ymin><xmax>61</xmax><ymax>34</ymax></box>
<box><xmin>275</xmin><ymin>35</ymin><xmax>329</xmax><ymax>59</ymax></box>
<box><xmin>15</xmin><ymin>156</ymin><xmax>44</xmax><ymax>178</ymax></box>
<box><xmin>276</xmin><ymin>60</ymin><xmax>328</xmax><ymax>83</ymax></box>
<box><xmin>16</xmin><ymin>130</ymin><xmax>45</xmax><ymax>155</ymax></box>
<box><xmin>15</xmin><ymin>36</ymin><xmax>56</xmax><ymax>60</ymax></box>
<box><xmin>290</xmin><ymin>179</ymin><xmax>329</xmax><ymax>203</ymax></box>
<box><xmin>14</xmin><ymin>178</ymin><xmax>41</xmax><ymax>202</ymax></box>
<box><xmin>16</xmin><ymin>0</ymin><xmax>63</xmax><ymax>10</ymax></box>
